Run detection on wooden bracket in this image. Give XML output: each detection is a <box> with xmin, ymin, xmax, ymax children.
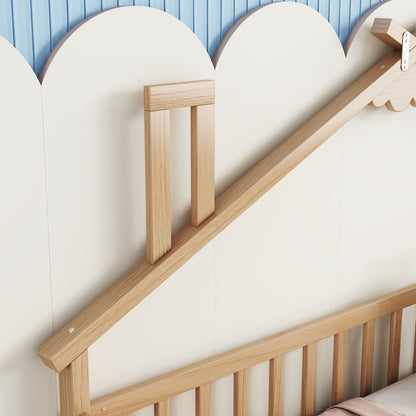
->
<box><xmin>144</xmin><ymin>80</ymin><xmax>215</xmax><ymax>264</ymax></box>
<box><xmin>371</xmin><ymin>19</ymin><xmax>416</xmax><ymax>111</ymax></box>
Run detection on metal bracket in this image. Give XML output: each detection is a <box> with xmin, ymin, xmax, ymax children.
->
<box><xmin>402</xmin><ymin>31</ymin><xmax>410</xmax><ymax>71</ymax></box>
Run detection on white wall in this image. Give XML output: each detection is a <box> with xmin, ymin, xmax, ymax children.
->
<box><xmin>1</xmin><ymin>2</ymin><xmax>416</xmax><ymax>416</ymax></box>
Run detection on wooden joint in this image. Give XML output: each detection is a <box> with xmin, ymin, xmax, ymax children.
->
<box><xmin>371</xmin><ymin>19</ymin><xmax>416</xmax><ymax>50</ymax></box>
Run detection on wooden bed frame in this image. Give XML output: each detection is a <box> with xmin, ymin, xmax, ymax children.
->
<box><xmin>37</xmin><ymin>18</ymin><xmax>416</xmax><ymax>416</ymax></box>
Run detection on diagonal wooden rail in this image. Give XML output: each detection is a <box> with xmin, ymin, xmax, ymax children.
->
<box><xmin>39</xmin><ymin>19</ymin><xmax>416</xmax><ymax>374</ymax></box>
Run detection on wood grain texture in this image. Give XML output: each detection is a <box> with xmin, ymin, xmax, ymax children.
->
<box><xmin>268</xmin><ymin>356</ymin><xmax>283</xmax><ymax>416</ymax></box>
<box><xmin>39</xmin><ymin>44</ymin><xmax>416</xmax><ymax>374</ymax></box>
<box><xmin>59</xmin><ymin>351</ymin><xmax>90</xmax><ymax>416</ymax></box>
<box><xmin>371</xmin><ymin>18</ymin><xmax>416</xmax><ymax>50</ymax></box>
<box><xmin>301</xmin><ymin>344</ymin><xmax>316</xmax><ymax>416</ymax></box>
<box><xmin>332</xmin><ymin>331</ymin><xmax>346</xmax><ymax>405</ymax></box>
<box><xmin>387</xmin><ymin>309</ymin><xmax>402</xmax><ymax>385</ymax></box>
<box><xmin>360</xmin><ymin>320</ymin><xmax>376</xmax><ymax>397</ymax></box>
<box><xmin>234</xmin><ymin>369</ymin><xmax>248</xmax><ymax>416</ymax></box>
<box><xmin>191</xmin><ymin>104</ymin><xmax>215</xmax><ymax>226</ymax></box>
<box><xmin>89</xmin><ymin>285</ymin><xmax>416</xmax><ymax>416</ymax></box>
<box><xmin>195</xmin><ymin>384</ymin><xmax>210</xmax><ymax>416</ymax></box>
<box><xmin>154</xmin><ymin>400</ymin><xmax>169</xmax><ymax>416</ymax></box>
<box><xmin>144</xmin><ymin>80</ymin><xmax>215</xmax><ymax>111</ymax></box>
<box><xmin>145</xmin><ymin>109</ymin><xmax>171</xmax><ymax>264</ymax></box>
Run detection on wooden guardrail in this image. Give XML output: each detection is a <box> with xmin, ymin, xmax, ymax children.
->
<box><xmin>37</xmin><ymin>18</ymin><xmax>416</xmax><ymax>416</ymax></box>
<box><xmin>88</xmin><ymin>284</ymin><xmax>416</xmax><ymax>416</ymax></box>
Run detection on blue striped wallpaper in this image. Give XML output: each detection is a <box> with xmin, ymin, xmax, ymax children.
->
<box><xmin>0</xmin><ymin>0</ymin><xmax>383</xmax><ymax>76</ymax></box>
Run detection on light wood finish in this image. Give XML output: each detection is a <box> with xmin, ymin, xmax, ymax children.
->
<box><xmin>144</xmin><ymin>80</ymin><xmax>215</xmax><ymax>111</ymax></box>
<box><xmin>301</xmin><ymin>344</ymin><xmax>316</xmax><ymax>416</ymax></box>
<box><xmin>154</xmin><ymin>400</ymin><xmax>169</xmax><ymax>416</ymax></box>
<box><xmin>268</xmin><ymin>356</ymin><xmax>283</xmax><ymax>416</ymax></box>
<box><xmin>414</xmin><ymin>322</ymin><xmax>416</xmax><ymax>374</ymax></box>
<box><xmin>387</xmin><ymin>309</ymin><xmax>403</xmax><ymax>385</ymax></box>
<box><xmin>234</xmin><ymin>369</ymin><xmax>248</xmax><ymax>416</ymax></box>
<box><xmin>371</xmin><ymin>64</ymin><xmax>416</xmax><ymax>112</ymax></box>
<box><xmin>196</xmin><ymin>384</ymin><xmax>210</xmax><ymax>416</ymax></box>
<box><xmin>191</xmin><ymin>104</ymin><xmax>215</xmax><ymax>226</ymax></box>
<box><xmin>332</xmin><ymin>331</ymin><xmax>346</xmax><ymax>405</ymax></box>
<box><xmin>59</xmin><ymin>351</ymin><xmax>90</xmax><ymax>416</ymax></box>
<box><xmin>145</xmin><ymin>110</ymin><xmax>171</xmax><ymax>264</ymax></box>
<box><xmin>371</xmin><ymin>19</ymin><xmax>416</xmax><ymax>50</ymax></box>
<box><xmin>360</xmin><ymin>320</ymin><xmax>376</xmax><ymax>397</ymax></box>
<box><xmin>39</xmin><ymin>34</ymin><xmax>416</xmax><ymax>373</ymax></box>
<box><xmin>89</xmin><ymin>285</ymin><xmax>416</xmax><ymax>416</ymax></box>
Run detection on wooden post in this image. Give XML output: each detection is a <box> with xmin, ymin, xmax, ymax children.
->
<box><xmin>144</xmin><ymin>110</ymin><xmax>171</xmax><ymax>264</ymax></box>
<box><xmin>387</xmin><ymin>310</ymin><xmax>402</xmax><ymax>385</ymax></box>
<box><xmin>59</xmin><ymin>350</ymin><xmax>90</xmax><ymax>416</ymax></box>
<box><xmin>196</xmin><ymin>384</ymin><xmax>210</xmax><ymax>416</ymax></box>
<box><xmin>269</xmin><ymin>356</ymin><xmax>283</xmax><ymax>416</ymax></box>
<box><xmin>301</xmin><ymin>344</ymin><xmax>316</xmax><ymax>416</ymax></box>
<box><xmin>361</xmin><ymin>320</ymin><xmax>376</xmax><ymax>396</ymax></box>
<box><xmin>191</xmin><ymin>104</ymin><xmax>215</xmax><ymax>226</ymax></box>
<box><xmin>234</xmin><ymin>369</ymin><xmax>248</xmax><ymax>416</ymax></box>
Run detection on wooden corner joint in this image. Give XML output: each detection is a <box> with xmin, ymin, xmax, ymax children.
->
<box><xmin>370</xmin><ymin>19</ymin><xmax>416</xmax><ymax>112</ymax></box>
<box><xmin>144</xmin><ymin>80</ymin><xmax>215</xmax><ymax>111</ymax></box>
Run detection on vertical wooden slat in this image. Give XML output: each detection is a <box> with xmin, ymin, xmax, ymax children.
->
<box><xmin>234</xmin><ymin>369</ymin><xmax>248</xmax><ymax>416</ymax></box>
<box><xmin>145</xmin><ymin>109</ymin><xmax>171</xmax><ymax>264</ymax></box>
<box><xmin>360</xmin><ymin>320</ymin><xmax>376</xmax><ymax>396</ymax></box>
<box><xmin>332</xmin><ymin>331</ymin><xmax>346</xmax><ymax>405</ymax></box>
<box><xmin>59</xmin><ymin>350</ymin><xmax>90</xmax><ymax>416</ymax></box>
<box><xmin>387</xmin><ymin>309</ymin><xmax>402</xmax><ymax>385</ymax></box>
<box><xmin>191</xmin><ymin>104</ymin><xmax>215</xmax><ymax>226</ymax></box>
<box><xmin>301</xmin><ymin>343</ymin><xmax>316</xmax><ymax>416</ymax></box>
<box><xmin>268</xmin><ymin>356</ymin><xmax>283</xmax><ymax>416</ymax></box>
<box><xmin>413</xmin><ymin>322</ymin><xmax>416</xmax><ymax>374</ymax></box>
<box><xmin>196</xmin><ymin>384</ymin><xmax>210</xmax><ymax>416</ymax></box>
<box><xmin>154</xmin><ymin>399</ymin><xmax>169</xmax><ymax>416</ymax></box>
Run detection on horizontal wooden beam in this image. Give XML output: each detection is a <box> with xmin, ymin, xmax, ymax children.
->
<box><xmin>144</xmin><ymin>80</ymin><xmax>215</xmax><ymax>111</ymax></box>
<box><xmin>38</xmin><ymin>39</ymin><xmax>416</xmax><ymax>374</ymax></box>
<box><xmin>371</xmin><ymin>19</ymin><xmax>416</xmax><ymax>50</ymax></box>
<box><xmin>89</xmin><ymin>285</ymin><xmax>416</xmax><ymax>416</ymax></box>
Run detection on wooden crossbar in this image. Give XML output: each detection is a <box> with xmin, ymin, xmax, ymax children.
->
<box><xmin>38</xmin><ymin>20</ymin><xmax>416</xmax><ymax>374</ymax></box>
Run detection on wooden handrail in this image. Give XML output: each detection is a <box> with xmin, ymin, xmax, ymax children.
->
<box><xmin>89</xmin><ymin>284</ymin><xmax>416</xmax><ymax>416</ymax></box>
<box><xmin>38</xmin><ymin>20</ymin><xmax>416</xmax><ymax>373</ymax></box>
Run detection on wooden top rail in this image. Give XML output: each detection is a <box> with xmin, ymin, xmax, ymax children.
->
<box><xmin>38</xmin><ymin>20</ymin><xmax>416</xmax><ymax>373</ymax></box>
<box><xmin>89</xmin><ymin>284</ymin><xmax>416</xmax><ymax>416</ymax></box>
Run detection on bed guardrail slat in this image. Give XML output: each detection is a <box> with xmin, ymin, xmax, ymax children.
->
<box><xmin>301</xmin><ymin>343</ymin><xmax>316</xmax><ymax>416</ymax></box>
<box><xmin>196</xmin><ymin>384</ymin><xmax>210</xmax><ymax>416</ymax></box>
<box><xmin>332</xmin><ymin>331</ymin><xmax>347</xmax><ymax>405</ymax></box>
<box><xmin>268</xmin><ymin>356</ymin><xmax>283</xmax><ymax>416</ymax></box>
<box><xmin>234</xmin><ymin>369</ymin><xmax>248</xmax><ymax>416</ymax></box>
<box><xmin>360</xmin><ymin>320</ymin><xmax>376</xmax><ymax>396</ymax></box>
<box><xmin>59</xmin><ymin>350</ymin><xmax>90</xmax><ymax>416</ymax></box>
<box><xmin>145</xmin><ymin>109</ymin><xmax>171</xmax><ymax>264</ymax></box>
<box><xmin>387</xmin><ymin>309</ymin><xmax>403</xmax><ymax>385</ymax></box>
<box><xmin>154</xmin><ymin>399</ymin><xmax>169</xmax><ymax>416</ymax></box>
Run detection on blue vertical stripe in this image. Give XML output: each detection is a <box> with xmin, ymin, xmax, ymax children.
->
<box><xmin>67</xmin><ymin>0</ymin><xmax>86</xmax><ymax>28</ymax></box>
<box><xmin>11</xmin><ymin>0</ymin><xmax>34</xmax><ymax>68</ymax></box>
<box><xmin>179</xmin><ymin>0</ymin><xmax>193</xmax><ymax>30</ymax></box>
<box><xmin>194</xmin><ymin>0</ymin><xmax>208</xmax><ymax>48</ymax></box>
<box><xmin>85</xmin><ymin>0</ymin><xmax>102</xmax><ymax>16</ymax></box>
<box><xmin>0</xmin><ymin>0</ymin><xmax>14</xmax><ymax>44</ymax></box>
<box><xmin>234</xmin><ymin>0</ymin><xmax>247</xmax><ymax>22</ymax></box>
<box><xmin>208</xmin><ymin>0</ymin><xmax>221</xmax><ymax>57</ymax></box>
<box><xmin>31</xmin><ymin>0</ymin><xmax>51</xmax><ymax>74</ymax></box>
<box><xmin>49</xmin><ymin>0</ymin><xmax>68</xmax><ymax>49</ymax></box>
<box><xmin>165</xmin><ymin>0</ymin><xmax>179</xmax><ymax>18</ymax></box>
<box><xmin>0</xmin><ymin>0</ymin><xmax>388</xmax><ymax>75</ymax></box>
